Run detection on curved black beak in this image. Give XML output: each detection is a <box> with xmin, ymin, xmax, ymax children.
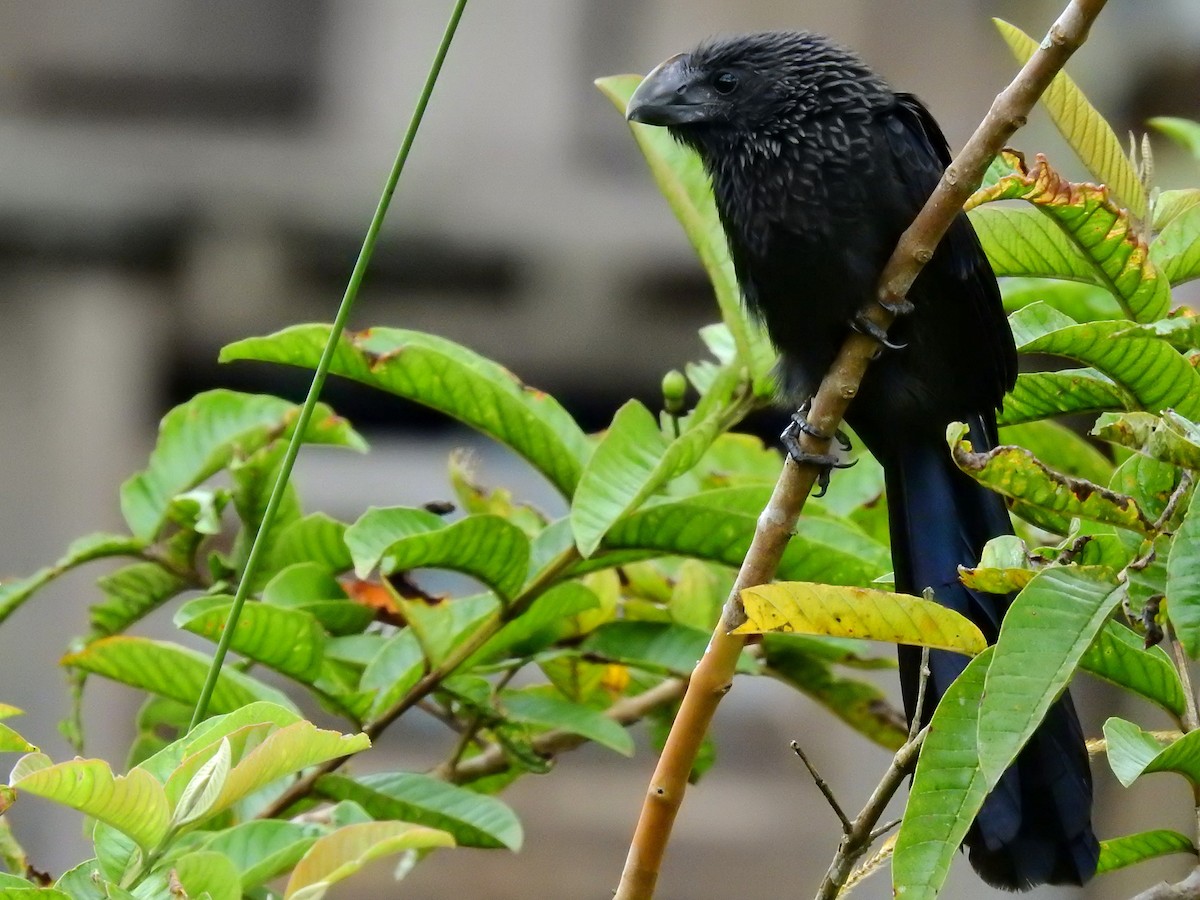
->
<box><xmin>626</xmin><ymin>54</ymin><xmax>714</xmax><ymax>126</ymax></box>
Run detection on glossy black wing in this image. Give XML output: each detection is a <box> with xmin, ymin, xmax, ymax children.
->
<box><xmin>885</xmin><ymin>92</ymin><xmax>1017</xmax><ymax>412</ymax></box>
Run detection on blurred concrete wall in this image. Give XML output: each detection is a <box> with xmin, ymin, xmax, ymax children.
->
<box><xmin>0</xmin><ymin>2</ymin><xmax>1197</xmax><ymax>898</ymax></box>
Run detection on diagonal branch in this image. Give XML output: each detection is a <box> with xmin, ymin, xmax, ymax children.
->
<box><xmin>436</xmin><ymin>677</ymin><xmax>688</xmax><ymax>784</ymax></box>
<box><xmin>612</xmin><ymin>2</ymin><xmax>1109</xmax><ymax>897</ymax></box>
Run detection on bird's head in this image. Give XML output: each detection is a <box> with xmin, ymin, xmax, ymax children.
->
<box><xmin>626</xmin><ymin>31</ymin><xmax>888</xmax><ymax>146</ymax></box>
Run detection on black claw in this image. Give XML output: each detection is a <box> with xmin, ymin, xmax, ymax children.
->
<box><xmin>780</xmin><ymin>417</ymin><xmax>856</xmax><ymax>498</ymax></box>
<box><xmin>851</xmin><ymin>310</ymin><xmax>907</xmax><ymax>351</ymax></box>
<box><xmin>790</xmin><ymin>404</ymin><xmax>853</xmax><ymax>452</ymax></box>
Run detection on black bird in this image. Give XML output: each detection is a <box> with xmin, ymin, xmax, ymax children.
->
<box><xmin>626</xmin><ymin>31</ymin><xmax>1097</xmax><ymax>890</ymax></box>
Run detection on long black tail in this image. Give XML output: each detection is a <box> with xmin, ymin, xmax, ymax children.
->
<box><xmin>884</xmin><ymin>415</ymin><xmax>1098</xmax><ymax>890</ymax></box>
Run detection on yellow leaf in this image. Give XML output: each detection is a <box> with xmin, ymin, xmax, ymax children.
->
<box><xmin>994</xmin><ymin>19</ymin><xmax>1147</xmax><ymax>222</ymax></box>
<box><xmin>733</xmin><ymin>582</ymin><xmax>986</xmax><ymax>655</ymax></box>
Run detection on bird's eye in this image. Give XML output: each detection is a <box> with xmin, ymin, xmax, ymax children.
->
<box><xmin>712</xmin><ymin>71</ymin><xmax>739</xmax><ymax>94</ymax></box>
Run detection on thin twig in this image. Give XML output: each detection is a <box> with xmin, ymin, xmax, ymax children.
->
<box><xmin>1156</xmin><ymin>470</ymin><xmax>1195</xmax><ymax>532</ymax></box>
<box><xmin>436</xmin><ymin>677</ymin><xmax>687</xmax><ymax>784</ymax></box>
<box><xmin>867</xmin><ymin>818</ymin><xmax>902</xmax><ymax>843</ymax></box>
<box><xmin>909</xmin><ymin>646</ymin><xmax>931</xmax><ymax>743</ymax></box>
<box><xmin>256</xmin><ymin>545</ymin><xmax>580</xmax><ymax>820</ymax></box>
<box><xmin>791</xmin><ymin>741</ymin><xmax>853</xmax><ymax>834</ymax></box>
<box><xmin>1170</xmin><ymin>630</ymin><xmax>1199</xmax><ymax>735</ymax></box>
<box><xmin>814</xmin><ymin>729</ymin><xmax>926</xmax><ymax>900</ymax></box>
<box><xmin>612</xmin><ymin>2</ymin><xmax>1109</xmax><ymax>896</ymax></box>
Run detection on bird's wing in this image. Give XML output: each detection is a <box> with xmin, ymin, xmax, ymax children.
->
<box><xmin>885</xmin><ymin>92</ymin><xmax>1017</xmax><ymax>407</ymax></box>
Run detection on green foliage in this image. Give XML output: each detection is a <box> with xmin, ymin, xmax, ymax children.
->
<box><xmin>893</xmin><ymin>44</ymin><xmax>1200</xmax><ymax>894</ymax></box>
<box><xmin>1</xmin><ymin>23</ymin><xmax>1198</xmax><ymax>898</ymax></box>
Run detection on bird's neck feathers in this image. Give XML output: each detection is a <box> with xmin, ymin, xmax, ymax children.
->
<box><xmin>685</xmin><ymin>109</ymin><xmax>880</xmax><ymax>256</ymax></box>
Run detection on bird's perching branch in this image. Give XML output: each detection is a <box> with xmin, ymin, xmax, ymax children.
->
<box><xmin>612</xmin><ymin>2</ymin><xmax>1109</xmax><ymax>898</ymax></box>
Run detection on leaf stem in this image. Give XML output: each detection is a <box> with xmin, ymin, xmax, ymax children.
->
<box><xmin>188</xmin><ymin>0</ymin><xmax>471</xmax><ymax>730</ymax></box>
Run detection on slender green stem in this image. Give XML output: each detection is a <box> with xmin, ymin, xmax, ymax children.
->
<box><xmin>190</xmin><ymin>0</ymin><xmax>471</xmax><ymax>729</ymax></box>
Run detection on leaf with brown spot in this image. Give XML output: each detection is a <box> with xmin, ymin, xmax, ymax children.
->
<box><xmin>948</xmin><ymin>422</ymin><xmax>1155</xmax><ymax>533</ymax></box>
<box><xmin>968</xmin><ymin>152</ymin><xmax>1167</xmax><ymax>322</ymax></box>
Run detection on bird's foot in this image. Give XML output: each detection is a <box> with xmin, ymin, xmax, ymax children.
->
<box><xmin>851</xmin><ymin>310</ymin><xmax>907</xmax><ymax>351</ymax></box>
<box><xmin>789</xmin><ymin>404</ymin><xmax>852</xmax><ymax>451</ymax></box>
<box><xmin>879</xmin><ymin>295</ymin><xmax>915</xmax><ymax>317</ymax></box>
<box><xmin>781</xmin><ymin>412</ymin><xmax>856</xmax><ymax>498</ymax></box>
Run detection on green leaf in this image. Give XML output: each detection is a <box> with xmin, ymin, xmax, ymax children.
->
<box><xmin>959</xmin><ymin>535</ymin><xmax>1036</xmax><ymax>595</ymax></box>
<box><xmin>892</xmin><ymin>648</ymin><xmax>993</xmax><ymax>900</ymax></box>
<box><xmin>1013</xmin><ymin>315</ymin><xmax>1200</xmax><ymax>419</ymax></box>
<box><xmin>1079</xmin><ymin>622</ymin><xmax>1186</xmax><ymax>718</ymax></box>
<box><xmin>316</xmin><ymin>772</ymin><xmax>521</xmax><ymax>850</ymax></box>
<box><xmin>972</xmin><ymin>153</ymin><xmax>1164</xmax><ymax>320</ymax></box>
<box><xmin>969</xmin><ymin>205</ymin><xmax>1098</xmax><ymax>282</ymax></box>
<box><xmin>499</xmin><ymin>688</ymin><xmax>634</xmax><ymax>756</ymax></box>
<box><xmin>202</xmin><ymin>820</ymin><xmax>324</xmax><ymax>890</ymax></box>
<box><xmin>998</xmin><ymin>368</ymin><xmax>1129</xmax><ymax>426</ymax></box>
<box><xmin>1153</xmin><ymin>189</ymin><xmax>1200</xmax><ymax>233</ymax></box>
<box><xmin>977</xmin><ymin>567</ymin><xmax>1125</xmax><ymax>784</ymax></box>
<box><xmin>762</xmin><ymin>635</ymin><xmax>907</xmax><ymax>750</ymax></box>
<box><xmin>570</xmin><ymin>398</ymin><xmax>734</xmax><ymax>558</ymax></box>
<box><xmin>120</xmin><ymin>390</ymin><xmax>363</xmax><ymax>540</ymax></box>
<box><xmin>1167</xmin><ymin>489</ymin><xmax>1200</xmax><ymax>658</ymax></box>
<box><xmin>283</xmin><ymin>820</ymin><xmax>454</xmax><ymax>899</ymax></box>
<box><xmin>994</xmin><ymin>21</ymin><xmax>1148</xmax><ymax>221</ymax></box>
<box><xmin>9</xmin><ymin>754</ymin><xmax>170</xmax><ymax>851</ymax></box>
<box><xmin>999</xmin><ymin>420</ymin><xmax>1113</xmax><ymax>485</ymax></box>
<box><xmin>359</xmin><ymin>630</ymin><xmax>425</xmax><ymax>721</ymax></box>
<box><xmin>222</xmin><ymin>326</ymin><xmax>589</xmax><ymax>498</ymax></box>
<box><xmin>949</xmin><ymin>422</ymin><xmax>1154</xmax><ymax>532</ymax></box>
<box><xmin>1097</xmin><ymin>829</ymin><xmax>1197</xmax><ymax>874</ymax></box>
<box><xmin>168</xmin><ymin>850</ymin><xmax>241</xmax><ymax>900</ymax></box>
<box><xmin>597</xmin><ymin>487</ymin><xmax>889</xmax><ymax>587</ymax></box>
<box><xmin>0</xmin><ymin>722</ymin><xmax>35</xmax><ymax>754</ymax></box>
<box><xmin>734</xmin><ymin>582</ymin><xmax>987</xmax><ymax>655</ymax></box>
<box><xmin>262</xmin><ymin>562</ymin><xmax>374</xmax><ymax>636</ymax></box>
<box><xmin>174</xmin><ymin>595</ymin><xmax>327</xmax><ymax>682</ymax></box>
<box><xmin>999</xmin><ymin>276</ymin><xmax>1123</xmax><ymax>321</ymax></box>
<box><xmin>1151</xmin><ymin>203</ymin><xmax>1200</xmax><ymax>286</ymax></box>
<box><xmin>1094</xmin><ymin>411</ymin><xmax>1200</xmax><ymax>470</ymax></box>
<box><xmin>345</xmin><ymin>507</ymin><xmax>529</xmax><ymax>601</ymax></box>
<box><xmin>0</xmin><ymin>533</ymin><xmax>144</xmax><ymax>626</ymax></box>
<box><xmin>172</xmin><ymin>736</ymin><xmax>232</xmax><ymax>826</ymax></box>
<box><xmin>1150</xmin><ymin>116</ymin><xmax>1200</xmax><ymax>161</ymax></box>
<box><xmin>1101</xmin><ymin>717</ymin><xmax>1200</xmax><ymax>787</ymax></box>
<box><xmin>62</xmin><ymin>637</ymin><xmax>296</xmax><ymax>715</ymax></box>
<box><xmin>393</xmin><ymin>592</ymin><xmax>499</xmax><ymax>670</ymax></box>
<box><xmin>90</xmin><ymin>563</ymin><xmax>188</xmax><ymax>636</ymax></box>
<box><xmin>228</xmin><ymin>442</ymin><xmax>304</xmax><ymax>573</ymax></box>
<box><xmin>258</xmin><ymin>513</ymin><xmax>353</xmax><ymax>588</ymax></box>
<box><xmin>595</xmin><ymin>75</ymin><xmax>769</xmax><ymax>383</ymax></box>
<box><xmin>203</xmin><ymin>721</ymin><xmax>369</xmax><ymax>821</ymax></box>
<box><xmin>54</xmin><ymin>860</ymin><xmax>117</xmax><ymax>900</ymax></box>
<box><xmin>136</xmin><ymin>701</ymin><xmax>301</xmax><ymax>783</ymax></box>
<box><xmin>668</xmin><ymin>558</ymin><xmax>726</xmax><ymax>631</ymax></box>
<box><xmin>463</xmin><ymin>582</ymin><xmax>600</xmax><ymax>667</ymax></box>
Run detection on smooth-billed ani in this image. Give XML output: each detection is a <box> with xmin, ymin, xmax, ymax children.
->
<box><xmin>626</xmin><ymin>31</ymin><xmax>1097</xmax><ymax>890</ymax></box>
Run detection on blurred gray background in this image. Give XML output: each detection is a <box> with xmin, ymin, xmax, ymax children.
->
<box><xmin>1</xmin><ymin>1</ymin><xmax>1198</xmax><ymax>897</ymax></box>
